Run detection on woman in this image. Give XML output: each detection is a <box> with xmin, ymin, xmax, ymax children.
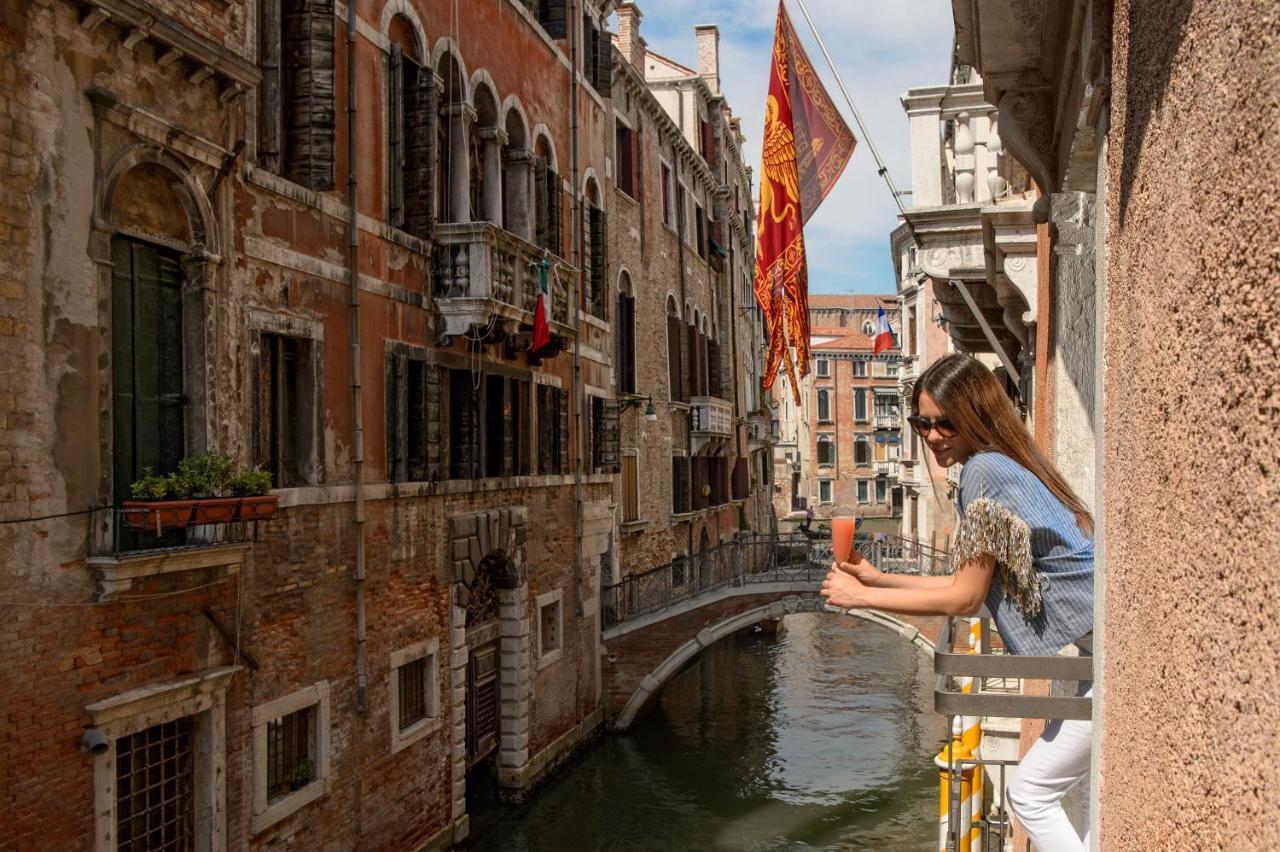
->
<box><xmin>821</xmin><ymin>354</ymin><xmax>1094</xmax><ymax>851</ymax></box>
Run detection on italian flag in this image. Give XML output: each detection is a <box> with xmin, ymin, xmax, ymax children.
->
<box><xmin>872</xmin><ymin>305</ymin><xmax>896</xmax><ymax>354</ymax></box>
<box><xmin>532</xmin><ymin>259</ymin><xmax>552</xmax><ymax>353</ymax></box>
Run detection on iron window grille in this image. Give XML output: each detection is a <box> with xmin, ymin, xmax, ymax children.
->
<box><xmin>398</xmin><ymin>656</ymin><xmax>431</xmax><ymax>731</ymax></box>
<box><xmin>266</xmin><ymin>705</ymin><xmax>316</xmax><ymax>802</ymax></box>
<box><xmin>115</xmin><ymin>718</ymin><xmax>195</xmax><ymax>852</ymax></box>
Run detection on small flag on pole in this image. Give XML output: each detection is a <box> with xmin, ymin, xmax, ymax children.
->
<box><xmin>872</xmin><ymin>305</ymin><xmax>896</xmax><ymax>354</ymax></box>
<box><xmin>531</xmin><ymin>258</ymin><xmax>552</xmax><ymax>353</ymax></box>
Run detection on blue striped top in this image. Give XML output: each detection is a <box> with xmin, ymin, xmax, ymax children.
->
<box><xmin>957</xmin><ymin>451</ymin><xmax>1094</xmax><ymax>656</ymax></box>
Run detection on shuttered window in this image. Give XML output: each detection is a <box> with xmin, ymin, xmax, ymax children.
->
<box><xmin>111</xmin><ymin>238</ymin><xmax>185</xmax><ymax>505</ymax></box>
<box><xmin>695</xmin><ymin>204</ymin><xmax>706</xmax><ymax>258</ymax></box>
<box><xmin>666</xmin><ymin>313</ymin><xmax>683</xmax><ymax>402</ymax></box>
<box><xmin>707</xmin><ymin>338</ymin><xmax>722</xmax><ymax>398</ymax></box>
<box><xmin>617</xmin><ymin>293</ymin><xmax>636</xmax><ymax>394</ymax></box>
<box><xmin>671</xmin><ymin>456</ymin><xmax>690</xmax><ymax>515</ymax></box>
<box><xmin>538</xmin><ymin>0</ymin><xmax>568</xmax><ymax>38</ymax></box>
<box><xmin>385</xmin><ymin>352</ymin><xmax>441</xmax><ymax>483</ymax></box>
<box><xmin>587</xmin><ymin>206</ymin><xmax>607</xmax><ymax>319</ymax></box>
<box><xmin>260</xmin><ymin>0</ymin><xmax>335</xmax><ymax>190</ymax></box>
<box><xmin>255</xmin><ymin>333</ymin><xmax>317</xmax><ymax>488</ymax></box>
<box><xmin>622</xmin><ymin>455</ymin><xmax>639</xmax><ymax>521</ymax></box>
<box><xmin>588</xmin><ymin>396</ymin><xmax>620</xmax><ymax>474</ymax></box>
<box><xmin>534</xmin><ymin>158</ymin><xmax>563</xmax><ymax>257</ymax></box>
<box><xmin>594</xmin><ymin>19</ymin><xmax>612</xmax><ymax>94</ymax></box>
<box><xmin>388</xmin><ymin>49</ymin><xmax>438</xmax><ymax>238</ymax></box>
<box><xmin>731</xmin><ymin>457</ymin><xmax>749</xmax><ymax>501</ymax></box>
<box><xmin>448</xmin><ymin>369</ymin><xmax>480</xmax><ymax>479</ymax></box>
<box><xmin>537</xmin><ymin>384</ymin><xmax>569</xmax><ymax>476</ymax></box>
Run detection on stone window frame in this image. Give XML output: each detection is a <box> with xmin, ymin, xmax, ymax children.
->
<box><xmin>818</xmin><ymin>479</ymin><xmax>833</xmax><ymax>504</ymax></box>
<box><xmin>857</xmin><ymin>479</ymin><xmax>871</xmax><ymax>503</ymax></box>
<box><xmin>389</xmin><ymin>638</ymin><xmax>442</xmax><ymax>755</ymax></box>
<box><xmin>816</xmin><ymin>434</ymin><xmax>835</xmax><ymax>468</ymax></box>
<box><xmin>250</xmin><ymin>681</ymin><xmax>333</xmax><ymax>834</ymax></box>
<box><xmin>816</xmin><ymin>389</ymin><xmax>831</xmax><ymax>423</ymax></box>
<box><xmin>247</xmin><ymin>306</ymin><xmax>326</xmax><ymax>490</ymax></box>
<box><xmin>853</xmin><ymin>360</ymin><xmax>868</xmax><ymax>378</ymax></box>
<box><xmin>815</xmin><ymin>357</ymin><xmax>830</xmax><ymax>377</ymax></box>
<box><xmin>85</xmin><ymin>667</ymin><xmax>239</xmax><ymax>852</ymax></box>
<box><xmin>535</xmin><ymin>589</ymin><xmax>564</xmax><ymax>670</ymax></box>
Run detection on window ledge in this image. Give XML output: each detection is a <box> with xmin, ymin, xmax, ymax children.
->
<box><xmin>670</xmin><ymin>510</ymin><xmax>700</xmax><ymax>522</ymax></box>
<box><xmin>537</xmin><ymin>648</ymin><xmax>563</xmax><ymax>671</ymax></box>
<box><xmin>620</xmin><ymin>518</ymin><xmax>649</xmax><ymax>534</ymax></box>
<box><xmin>390</xmin><ymin>715</ymin><xmax>443</xmax><ymax>756</ymax></box>
<box><xmin>582</xmin><ymin>312</ymin><xmax>610</xmax><ymax>333</ymax></box>
<box><xmin>87</xmin><ymin>543</ymin><xmax>249</xmax><ymax>600</ymax></box>
<box><xmin>251</xmin><ymin>777</ymin><xmax>331</xmax><ymax>836</ymax></box>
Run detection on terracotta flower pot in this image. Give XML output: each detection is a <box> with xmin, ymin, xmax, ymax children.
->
<box><xmin>236</xmin><ymin>495</ymin><xmax>279</xmax><ymax>522</ymax></box>
<box><xmin>191</xmin><ymin>497</ymin><xmax>241</xmax><ymax>525</ymax></box>
<box><xmin>121</xmin><ymin>500</ymin><xmax>196</xmax><ymax>533</ymax></box>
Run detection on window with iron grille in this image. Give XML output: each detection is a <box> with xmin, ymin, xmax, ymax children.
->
<box><xmin>266</xmin><ymin>705</ymin><xmax>316</xmax><ymax>802</ymax></box>
<box><xmin>397</xmin><ymin>655</ymin><xmax>433</xmax><ymax>731</ymax></box>
<box><xmin>115</xmin><ymin>718</ymin><xmax>195</xmax><ymax>852</ymax></box>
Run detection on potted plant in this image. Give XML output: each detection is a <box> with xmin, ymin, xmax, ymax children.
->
<box><xmin>291</xmin><ymin>757</ymin><xmax>315</xmax><ymax>791</ymax></box>
<box><xmin>122</xmin><ymin>468</ymin><xmax>194</xmax><ymax>532</ymax></box>
<box><xmin>181</xmin><ymin>453</ymin><xmax>241</xmax><ymax>524</ymax></box>
<box><xmin>231</xmin><ymin>468</ymin><xmax>277</xmax><ymax>521</ymax></box>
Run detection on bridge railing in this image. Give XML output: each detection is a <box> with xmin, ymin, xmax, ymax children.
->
<box><xmin>602</xmin><ymin>531</ymin><xmax>950</xmax><ymax>629</ymax></box>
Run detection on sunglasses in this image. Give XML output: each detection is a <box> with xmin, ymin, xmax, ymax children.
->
<box><xmin>907</xmin><ymin>414</ymin><xmax>959</xmax><ymax>438</ymax></box>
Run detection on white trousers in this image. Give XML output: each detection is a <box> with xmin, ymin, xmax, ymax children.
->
<box><xmin>1005</xmin><ymin>689</ymin><xmax>1093</xmax><ymax>851</ymax></box>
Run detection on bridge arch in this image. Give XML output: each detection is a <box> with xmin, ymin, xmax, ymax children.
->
<box><xmin>610</xmin><ymin>597</ymin><xmax>937</xmax><ymax>731</ymax></box>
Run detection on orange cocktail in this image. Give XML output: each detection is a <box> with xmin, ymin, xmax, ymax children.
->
<box><xmin>831</xmin><ymin>515</ymin><xmax>856</xmax><ymax>565</ymax></box>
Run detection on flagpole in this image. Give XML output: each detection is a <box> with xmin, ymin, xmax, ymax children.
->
<box><xmin>789</xmin><ymin>0</ymin><xmax>910</xmax><ymax>220</ymax></box>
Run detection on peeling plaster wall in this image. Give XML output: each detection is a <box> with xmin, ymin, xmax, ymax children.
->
<box><xmin>1101</xmin><ymin>0</ymin><xmax>1280</xmax><ymax>847</ymax></box>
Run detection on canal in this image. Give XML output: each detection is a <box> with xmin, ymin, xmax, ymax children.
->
<box><xmin>470</xmin><ymin>611</ymin><xmax>946</xmax><ymax>851</ymax></box>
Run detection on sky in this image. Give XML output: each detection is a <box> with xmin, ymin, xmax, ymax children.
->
<box><xmin>618</xmin><ymin>0</ymin><xmax>954</xmax><ymax>296</ymax></box>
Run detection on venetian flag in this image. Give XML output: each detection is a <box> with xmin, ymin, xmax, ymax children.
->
<box><xmin>754</xmin><ymin>0</ymin><xmax>856</xmax><ymax>403</ymax></box>
<box><xmin>532</xmin><ymin>259</ymin><xmax>552</xmax><ymax>353</ymax></box>
<box><xmin>872</xmin><ymin>305</ymin><xmax>896</xmax><ymax>354</ymax></box>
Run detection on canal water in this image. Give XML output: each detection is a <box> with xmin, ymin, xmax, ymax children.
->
<box><xmin>471</xmin><ymin>612</ymin><xmax>946</xmax><ymax>851</ymax></box>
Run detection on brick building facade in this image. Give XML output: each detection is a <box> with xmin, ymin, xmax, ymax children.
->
<box><xmin>772</xmin><ymin>295</ymin><xmax>903</xmax><ymax>533</ymax></box>
<box><xmin>0</xmin><ymin>0</ymin><xmax>659</xmax><ymax>848</ymax></box>
<box><xmin>606</xmin><ymin>4</ymin><xmax>772</xmax><ymax>590</ymax></box>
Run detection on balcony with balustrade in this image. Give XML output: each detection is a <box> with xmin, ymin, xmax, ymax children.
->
<box><xmin>900</xmin><ymin>68</ymin><xmax>1038</xmax><ymax>385</ymax></box>
<box><xmin>432</xmin><ymin>222</ymin><xmax>576</xmax><ymax>347</ymax></box>
<box><xmin>690</xmin><ymin>396</ymin><xmax>734</xmax><ymax>454</ymax></box>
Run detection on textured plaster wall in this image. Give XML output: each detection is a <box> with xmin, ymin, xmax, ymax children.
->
<box><xmin>1101</xmin><ymin>0</ymin><xmax>1280</xmax><ymax>847</ymax></box>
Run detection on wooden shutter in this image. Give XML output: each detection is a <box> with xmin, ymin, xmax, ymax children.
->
<box><xmin>537</xmin><ymin>385</ymin><xmax>553</xmax><ymax>475</ymax></box>
<box><xmin>407</xmin><ymin>359</ymin><xmax>429</xmax><ymax>481</ymax></box>
<box><xmin>282</xmin><ymin>0</ymin><xmax>335</xmax><ymax>190</ymax></box>
<box><xmin>385</xmin><ymin>354</ymin><xmax>404</xmax><ymax>482</ymax></box>
<box><xmin>259</xmin><ymin>0</ymin><xmax>284</xmax><ymax>173</ymax></box>
<box><xmin>667</xmin><ymin>314</ymin><xmax>681</xmax><ymax>402</ymax></box>
<box><xmin>539</xmin><ymin>0</ymin><xmax>568</xmax><ymax>39</ymax></box>
<box><xmin>555</xmin><ymin>387</ymin><xmax>569</xmax><ymax>474</ymax></box>
<box><xmin>533</xmin><ymin>157</ymin><xmax>549</xmax><ymax>250</ymax></box>
<box><xmin>449</xmin><ymin>369</ymin><xmax>479</xmax><ymax>479</ymax></box>
<box><xmin>707</xmin><ymin>338</ymin><xmax>722</xmax><ymax>398</ymax></box>
<box><xmin>615</xmin><ymin>125</ymin><xmax>633</xmax><ymax>197</ymax></box>
<box><xmin>732</xmin><ymin>457</ymin><xmax>748</xmax><ymax>501</ymax></box>
<box><xmin>387</xmin><ymin>45</ymin><xmax>405</xmax><ymax>228</ymax></box>
<box><xmin>599</xmin><ymin>400</ymin><xmax>620</xmax><ymax>473</ymax></box>
<box><xmin>404</xmin><ymin>55</ymin><xmax>437</xmax><ymax>239</ymax></box>
<box><xmin>546</xmin><ymin>169</ymin><xmax>562</xmax><ymax>256</ymax></box>
<box><xmin>424</xmin><ymin>364</ymin><xmax>441</xmax><ymax>480</ymax></box>
<box><xmin>588</xmin><ymin>207</ymin><xmax>606</xmax><ymax>317</ymax></box>
<box><xmin>671</xmin><ymin>456</ymin><xmax>689</xmax><ymax>515</ymax></box>
<box><xmin>687</xmin><ymin>326</ymin><xmax>700</xmax><ymax>398</ymax></box>
<box><xmin>618</xmin><ymin>295</ymin><xmax>636</xmax><ymax>395</ymax></box>
<box><xmin>595</xmin><ymin>24</ymin><xmax>613</xmax><ymax>94</ymax></box>
<box><xmin>622</xmin><ymin>455</ymin><xmax>639</xmax><ymax>521</ymax></box>
<box><xmin>582</xmin><ymin>18</ymin><xmax>597</xmax><ymax>87</ymax></box>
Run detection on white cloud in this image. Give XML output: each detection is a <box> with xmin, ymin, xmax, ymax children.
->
<box><xmin>634</xmin><ymin>1</ymin><xmax>955</xmax><ymax>293</ymax></box>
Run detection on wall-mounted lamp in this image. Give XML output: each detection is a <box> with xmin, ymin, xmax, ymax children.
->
<box><xmin>80</xmin><ymin>728</ymin><xmax>109</xmax><ymax>755</ymax></box>
<box><xmin>619</xmin><ymin>395</ymin><xmax>658</xmax><ymax>421</ymax></box>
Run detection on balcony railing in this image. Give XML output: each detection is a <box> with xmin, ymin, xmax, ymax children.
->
<box><xmin>746</xmin><ymin>409</ymin><xmax>777</xmax><ymax>449</ymax></box>
<box><xmin>433</xmin><ymin>221</ymin><xmax>575</xmax><ymax>341</ymax></box>
<box><xmin>691</xmin><ymin>396</ymin><xmax>733</xmax><ymax>453</ymax></box>
<box><xmin>874</xmin><ymin>414</ymin><xmax>900</xmax><ymax>430</ymax></box>
<box><xmin>875</xmin><ymin>460</ymin><xmax>900</xmax><ymax>478</ymax></box>
<box><xmin>932</xmin><ymin>616</ymin><xmax>1093</xmax><ymax>851</ymax></box>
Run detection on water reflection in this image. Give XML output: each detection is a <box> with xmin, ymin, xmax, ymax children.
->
<box><xmin>470</xmin><ymin>612</ymin><xmax>944</xmax><ymax>851</ymax></box>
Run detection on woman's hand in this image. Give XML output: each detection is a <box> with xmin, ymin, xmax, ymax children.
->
<box><xmin>821</xmin><ymin>563</ymin><xmax>870</xmax><ymax>609</ymax></box>
<box><xmin>836</xmin><ymin>549</ymin><xmax>883</xmax><ymax>587</ymax></box>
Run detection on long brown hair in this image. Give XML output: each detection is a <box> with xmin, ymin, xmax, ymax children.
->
<box><xmin>913</xmin><ymin>354</ymin><xmax>1094</xmax><ymax>535</ymax></box>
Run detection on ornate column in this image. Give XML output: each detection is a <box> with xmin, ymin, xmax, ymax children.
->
<box><xmin>479</xmin><ymin>127</ymin><xmax>507</xmax><ymax>224</ymax></box>
<box><xmin>445</xmin><ymin>104</ymin><xmax>476</xmax><ymax>223</ymax></box>
<box><xmin>953</xmin><ymin>112</ymin><xmax>976</xmax><ymax>204</ymax></box>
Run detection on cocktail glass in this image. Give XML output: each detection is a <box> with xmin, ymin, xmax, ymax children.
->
<box><xmin>831</xmin><ymin>515</ymin><xmax>857</xmax><ymax>565</ymax></box>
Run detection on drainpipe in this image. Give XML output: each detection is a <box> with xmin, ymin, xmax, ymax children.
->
<box><xmin>346</xmin><ymin>0</ymin><xmax>368</xmax><ymax>714</ymax></box>
<box><xmin>569</xmin><ymin>0</ymin><xmax>585</xmax><ymax>618</ymax></box>
<box><xmin>672</xmin><ymin>89</ymin><xmax>693</xmax><ymax>562</ymax></box>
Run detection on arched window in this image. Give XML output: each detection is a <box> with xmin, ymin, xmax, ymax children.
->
<box><xmin>585</xmin><ymin>178</ymin><xmax>606</xmax><ymax>319</ymax></box>
<box><xmin>855</xmin><ymin>434</ymin><xmax>870</xmax><ymax>465</ymax></box>
<box><xmin>533</xmin><ymin>134</ymin><xmax>562</xmax><ymax>255</ymax></box>
<box><xmin>862</xmin><ymin>319</ymin><xmax>875</xmax><ymax>336</ymax></box>
<box><xmin>435</xmin><ymin>52</ymin><xmax>468</xmax><ymax>225</ymax></box>
<box><xmin>617</xmin><ymin>272</ymin><xmax>636</xmax><ymax>394</ymax></box>
<box><xmin>502</xmin><ymin>106</ymin><xmax>531</xmax><ymax>239</ymax></box>
<box><xmin>386</xmin><ymin>17</ymin><xmax>433</xmax><ymax>238</ymax></box>
<box><xmin>817</xmin><ymin>435</ymin><xmax>834</xmax><ymax>466</ymax></box>
<box><xmin>470</xmin><ymin>83</ymin><xmax>501</xmax><ymax>224</ymax></box>
<box><xmin>816</xmin><ymin>389</ymin><xmax>831</xmax><ymax>422</ymax></box>
<box><xmin>666</xmin><ymin>296</ymin><xmax>684</xmax><ymax>402</ymax></box>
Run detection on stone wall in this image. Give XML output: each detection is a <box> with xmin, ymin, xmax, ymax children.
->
<box><xmin>1101</xmin><ymin>0</ymin><xmax>1280</xmax><ymax>846</ymax></box>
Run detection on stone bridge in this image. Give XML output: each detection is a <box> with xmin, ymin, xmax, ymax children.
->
<box><xmin>600</xmin><ymin>534</ymin><xmax>947</xmax><ymax>730</ymax></box>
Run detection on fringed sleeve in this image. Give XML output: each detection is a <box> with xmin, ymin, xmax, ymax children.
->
<box><xmin>944</xmin><ymin>497</ymin><xmax>1042</xmax><ymax>617</ymax></box>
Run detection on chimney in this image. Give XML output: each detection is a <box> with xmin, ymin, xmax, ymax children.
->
<box><xmin>695</xmin><ymin>24</ymin><xmax>720</xmax><ymax>94</ymax></box>
<box><xmin>616</xmin><ymin>3</ymin><xmax>646</xmax><ymax>74</ymax></box>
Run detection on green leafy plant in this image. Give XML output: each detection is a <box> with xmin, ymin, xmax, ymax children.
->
<box><xmin>176</xmin><ymin>452</ymin><xmax>236</xmax><ymax>498</ymax></box>
<box><xmin>129</xmin><ymin>468</ymin><xmax>177</xmax><ymax>500</ymax></box>
<box><xmin>229</xmin><ymin>468</ymin><xmax>273</xmax><ymax>497</ymax></box>
<box><xmin>293</xmin><ymin>757</ymin><xmax>315</xmax><ymax>787</ymax></box>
